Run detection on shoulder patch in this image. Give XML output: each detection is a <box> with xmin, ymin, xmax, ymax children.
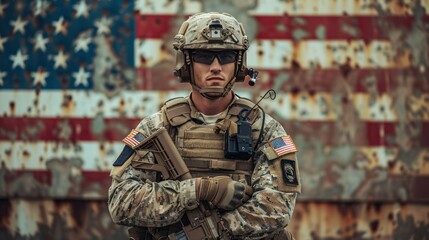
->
<box><xmin>269</xmin><ymin>135</ymin><xmax>298</xmax><ymax>157</ymax></box>
<box><xmin>281</xmin><ymin>159</ymin><xmax>299</xmax><ymax>186</ymax></box>
<box><xmin>113</xmin><ymin>145</ymin><xmax>135</xmax><ymax>166</ymax></box>
<box><xmin>122</xmin><ymin>129</ymin><xmax>146</xmax><ymax>149</ymax></box>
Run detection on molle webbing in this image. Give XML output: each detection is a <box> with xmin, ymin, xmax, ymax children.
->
<box><xmin>181</xmin><ymin>129</ymin><xmax>224</xmax><ymax>159</ymax></box>
<box><xmin>184</xmin><ymin>159</ymin><xmax>253</xmax><ymax>172</ymax></box>
<box><xmin>176</xmin><ymin>124</ymin><xmax>254</xmax><ymax>175</ymax></box>
<box><xmin>180</xmin><ymin>128</ymin><xmax>252</xmax><ymax>173</ymax></box>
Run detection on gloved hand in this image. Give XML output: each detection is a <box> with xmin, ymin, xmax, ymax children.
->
<box><xmin>195</xmin><ymin>176</ymin><xmax>253</xmax><ymax>210</ymax></box>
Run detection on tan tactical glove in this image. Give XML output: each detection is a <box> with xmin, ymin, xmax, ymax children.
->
<box><xmin>195</xmin><ymin>176</ymin><xmax>253</xmax><ymax>210</ymax></box>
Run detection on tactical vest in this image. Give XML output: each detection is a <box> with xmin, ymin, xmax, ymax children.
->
<box><xmin>128</xmin><ymin>97</ymin><xmax>298</xmax><ymax>240</ymax></box>
<box><xmin>161</xmin><ymin>97</ymin><xmax>264</xmax><ymax>185</ymax></box>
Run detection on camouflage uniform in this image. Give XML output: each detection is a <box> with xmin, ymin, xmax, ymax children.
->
<box><xmin>108</xmin><ymin>96</ymin><xmax>300</xmax><ymax>239</ymax></box>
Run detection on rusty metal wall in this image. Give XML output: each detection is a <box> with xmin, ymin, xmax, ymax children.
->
<box><xmin>0</xmin><ymin>0</ymin><xmax>428</xmax><ymax>239</ymax></box>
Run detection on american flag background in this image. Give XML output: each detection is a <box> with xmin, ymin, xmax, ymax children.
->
<box><xmin>0</xmin><ymin>0</ymin><xmax>429</xmax><ymax>239</ymax></box>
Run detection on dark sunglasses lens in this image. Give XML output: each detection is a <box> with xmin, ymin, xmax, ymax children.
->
<box><xmin>192</xmin><ymin>51</ymin><xmax>237</xmax><ymax>65</ymax></box>
<box><xmin>192</xmin><ymin>52</ymin><xmax>215</xmax><ymax>64</ymax></box>
<box><xmin>218</xmin><ymin>51</ymin><xmax>237</xmax><ymax>64</ymax></box>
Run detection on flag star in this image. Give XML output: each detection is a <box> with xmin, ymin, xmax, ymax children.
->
<box><xmin>74</xmin><ymin>36</ymin><xmax>92</xmax><ymax>52</ymax></box>
<box><xmin>94</xmin><ymin>17</ymin><xmax>112</xmax><ymax>35</ymax></box>
<box><xmin>10</xmin><ymin>16</ymin><xmax>28</xmax><ymax>34</ymax></box>
<box><xmin>31</xmin><ymin>69</ymin><xmax>49</xmax><ymax>86</ymax></box>
<box><xmin>0</xmin><ymin>72</ymin><xmax>6</xmax><ymax>86</ymax></box>
<box><xmin>53</xmin><ymin>17</ymin><xmax>67</xmax><ymax>35</ymax></box>
<box><xmin>10</xmin><ymin>50</ymin><xmax>28</xmax><ymax>69</ymax></box>
<box><xmin>53</xmin><ymin>50</ymin><xmax>69</xmax><ymax>69</ymax></box>
<box><xmin>33</xmin><ymin>32</ymin><xmax>49</xmax><ymax>52</ymax></box>
<box><xmin>0</xmin><ymin>3</ymin><xmax>8</xmax><ymax>17</ymax></box>
<box><xmin>74</xmin><ymin>0</ymin><xmax>89</xmax><ymax>18</ymax></box>
<box><xmin>73</xmin><ymin>67</ymin><xmax>90</xmax><ymax>87</ymax></box>
<box><xmin>0</xmin><ymin>35</ymin><xmax>7</xmax><ymax>51</ymax></box>
<box><xmin>34</xmin><ymin>0</ymin><xmax>50</xmax><ymax>16</ymax></box>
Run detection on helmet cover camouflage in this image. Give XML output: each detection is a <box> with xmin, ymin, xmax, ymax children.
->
<box><xmin>173</xmin><ymin>12</ymin><xmax>249</xmax><ymax>51</ymax></box>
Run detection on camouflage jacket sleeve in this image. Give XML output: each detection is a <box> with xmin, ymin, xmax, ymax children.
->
<box><xmin>221</xmin><ymin>114</ymin><xmax>300</xmax><ymax>239</ymax></box>
<box><xmin>107</xmin><ymin>112</ymin><xmax>198</xmax><ymax>227</ymax></box>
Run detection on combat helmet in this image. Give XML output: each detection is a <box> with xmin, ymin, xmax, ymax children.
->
<box><xmin>173</xmin><ymin>12</ymin><xmax>249</xmax><ymax>98</ymax></box>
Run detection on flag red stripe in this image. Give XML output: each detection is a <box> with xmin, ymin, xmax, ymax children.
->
<box><xmin>1</xmin><ymin>118</ymin><xmax>428</xmax><ymax>147</ymax></box>
<box><xmin>282</xmin><ymin>121</ymin><xmax>429</xmax><ymax>148</ymax></box>
<box><xmin>135</xmin><ymin>14</ymin><xmax>429</xmax><ymax>40</ymax></box>
<box><xmin>2</xmin><ymin>170</ymin><xmax>110</xmax><ymax>186</ymax></box>
<box><xmin>136</xmin><ymin>68</ymin><xmax>429</xmax><ymax>93</ymax></box>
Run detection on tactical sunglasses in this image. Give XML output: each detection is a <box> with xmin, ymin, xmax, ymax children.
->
<box><xmin>191</xmin><ymin>50</ymin><xmax>237</xmax><ymax>65</ymax></box>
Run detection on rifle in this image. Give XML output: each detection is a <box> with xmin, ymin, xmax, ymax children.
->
<box><xmin>131</xmin><ymin>127</ymin><xmax>230</xmax><ymax>240</ymax></box>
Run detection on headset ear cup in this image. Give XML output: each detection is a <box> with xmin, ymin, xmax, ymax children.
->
<box><xmin>178</xmin><ymin>65</ymin><xmax>191</xmax><ymax>83</ymax></box>
<box><xmin>235</xmin><ymin>64</ymin><xmax>247</xmax><ymax>82</ymax></box>
<box><xmin>235</xmin><ymin>51</ymin><xmax>247</xmax><ymax>82</ymax></box>
<box><xmin>174</xmin><ymin>50</ymin><xmax>191</xmax><ymax>83</ymax></box>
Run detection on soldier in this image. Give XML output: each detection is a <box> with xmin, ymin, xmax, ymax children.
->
<box><xmin>108</xmin><ymin>12</ymin><xmax>301</xmax><ymax>240</ymax></box>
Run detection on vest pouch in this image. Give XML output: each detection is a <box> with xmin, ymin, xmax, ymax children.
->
<box><xmin>224</xmin><ymin>109</ymin><xmax>253</xmax><ymax>160</ymax></box>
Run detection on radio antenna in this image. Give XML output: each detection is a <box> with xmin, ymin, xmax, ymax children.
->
<box><xmin>243</xmin><ymin>89</ymin><xmax>276</xmax><ymax>119</ymax></box>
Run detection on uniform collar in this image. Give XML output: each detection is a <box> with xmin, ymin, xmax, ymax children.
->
<box><xmin>187</xmin><ymin>92</ymin><xmax>239</xmax><ymax>123</ymax></box>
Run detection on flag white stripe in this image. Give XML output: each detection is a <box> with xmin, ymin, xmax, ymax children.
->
<box><xmin>1</xmin><ymin>90</ymin><xmax>428</xmax><ymax>121</ymax></box>
<box><xmin>0</xmin><ymin>141</ymin><xmax>125</xmax><ymax>171</ymax></box>
<box><xmin>0</xmin><ymin>90</ymin><xmax>187</xmax><ymax>118</ymax></box>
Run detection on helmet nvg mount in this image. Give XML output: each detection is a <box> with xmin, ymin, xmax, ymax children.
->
<box><xmin>173</xmin><ymin>12</ymin><xmax>256</xmax><ymax>98</ymax></box>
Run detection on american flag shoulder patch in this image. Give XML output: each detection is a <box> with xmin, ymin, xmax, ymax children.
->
<box><xmin>269</xmin><ymin>135</ymin><xmax>298</xmax><ymax>157</ymax></box>
<box><xmin>122</xmin><ymin>129</ymin><xmax>146</xmax><ymax>149</ymax></box>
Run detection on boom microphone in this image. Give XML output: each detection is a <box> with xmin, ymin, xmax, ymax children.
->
<box><xmin>246</xmin><ymin>68</ymin><xmax>259</xmax><ymax>86</ymax></box>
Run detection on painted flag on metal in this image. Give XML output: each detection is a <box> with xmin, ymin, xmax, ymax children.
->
<box><xmin>0</xmin><ymin>0</ymin><xmax>428</xmax><ymax>202</ymax></box>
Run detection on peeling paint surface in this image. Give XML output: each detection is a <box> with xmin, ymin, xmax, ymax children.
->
<box><xmin>0</xmin><ymin>0</ymin><xmax>428</xmax><ymax>239</ymax></box>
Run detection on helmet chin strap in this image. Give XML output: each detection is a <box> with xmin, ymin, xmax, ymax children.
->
<box><xmin>192</xmin><ymin>76</ymin><xmax>236</xmax><ymax>100</ymax></box>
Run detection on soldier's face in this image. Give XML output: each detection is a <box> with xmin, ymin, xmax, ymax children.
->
<box><xmin>191</xmin><ymin>50</ymin><xmax>236</xmax><ymax>91</ymax></box>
